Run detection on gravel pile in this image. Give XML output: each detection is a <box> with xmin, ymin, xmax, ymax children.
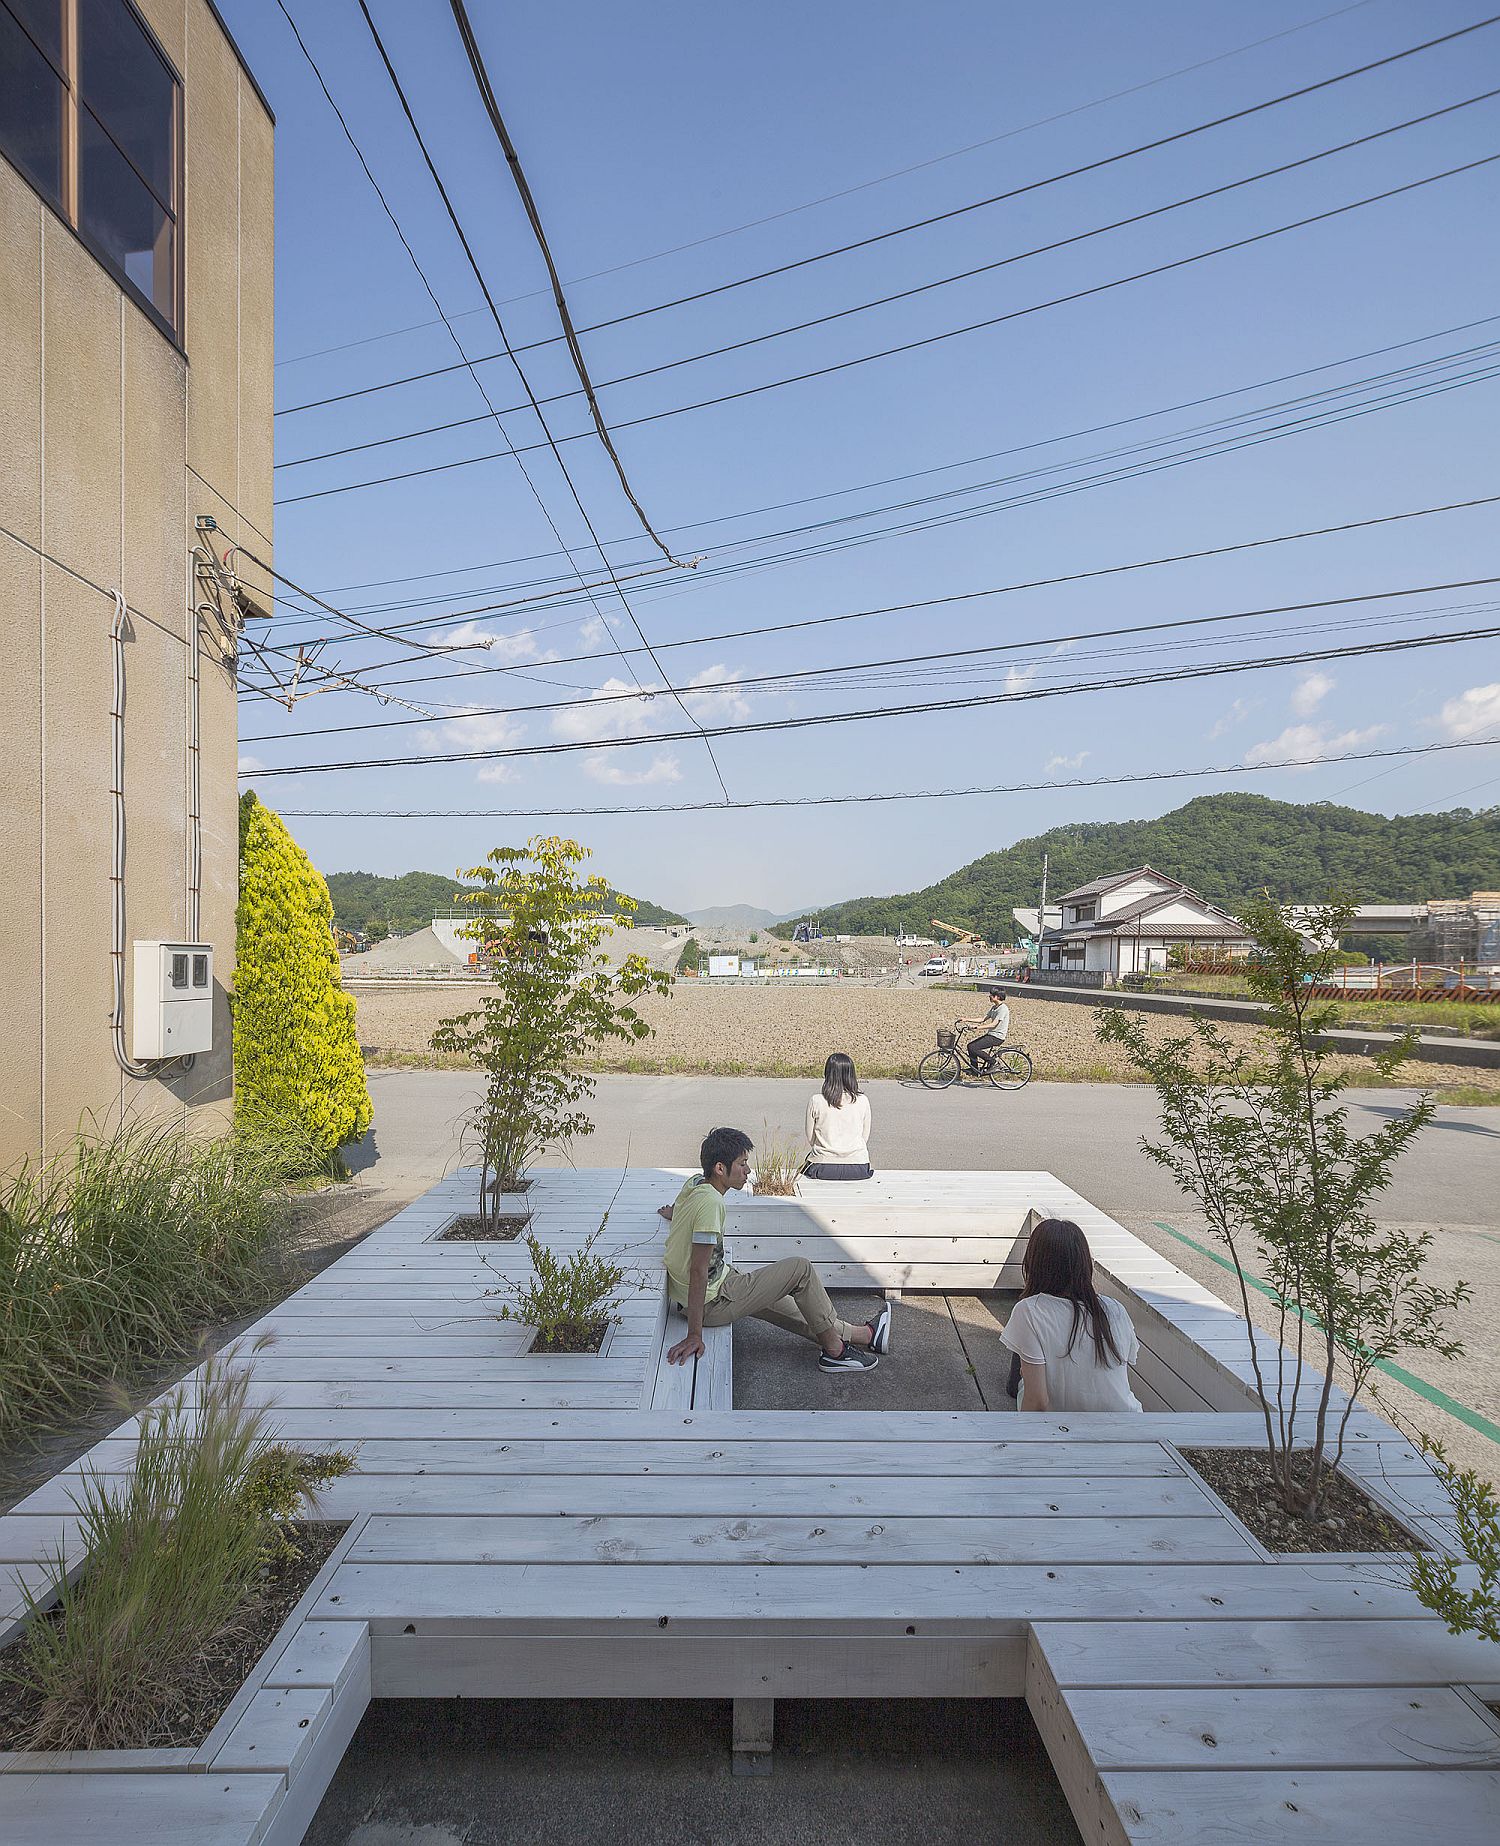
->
<box><xmin>353</xmin><ymin>982</ymin><xmax>1500</xmax><ymax>1093</ymax></box>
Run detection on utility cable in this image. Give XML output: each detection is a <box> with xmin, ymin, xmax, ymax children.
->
<box><xmin>352</xmin><ymin>0</ymin><xmax>732</xmax><ymax>801</ymax></box>
<box><xmin>244</xmin><ymin>490</ymin><xmax>1500</xmax><ymax>704</ymax></box>
<box><xmin>244</xmin><ymin>619</ymin><xmax>1500</xmax><ymax>776</ymax></box>
<box><xmin>445</xmin><ymin>0</ymin><xmax>684</xmax><ymax>569</ymax></box>
<box><xmin>270</xmin><ymin>0</ymin><xmax>1380</xmax><ymax>374</ymax></box>
<box><xmin>274</xmin><ymin>85</ymin><xmax>1500</xmax><ymax>470</ymax></box>
<box><xmin>268</xmin><ymin>338</ymin><xmax>1500</xmax><ymax>652</ymax></box>
<box><xmin>270</xmin><ymin>733</ymin><xmax>1500</xmax><ymax>818</ymax></box>
<box><xmin>287</xmin><ymin>314</ymin><xmax>1500</xmax><ymax>604</ymax></box>
<box><xmin>239</xmin><ymin>574</ymin><xmax>1500</xmax><ymax>744</ymax></box>
<box><xmin>275</xmin><ymin>10</ymin><xmax>1499</xmax><ymax>420</ymax></box>
<box><xmin>275</xmin><ymin>148</ymin><xmax>1500</xmax><ymax>508</ymax></box>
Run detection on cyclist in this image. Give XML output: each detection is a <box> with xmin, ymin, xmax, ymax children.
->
<box><xmin>957</xmin><ymin>987</ymin><xmax>1010</xmax><ymax>1077</ymax></box>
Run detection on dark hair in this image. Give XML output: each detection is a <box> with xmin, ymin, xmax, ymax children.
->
<box><xmin>700</xmin><ymin>1126</ymin><xmax>753</xmax><ymax>1179</ymax></box>
<box><xmin>1021</xmin><ymin>1218</ymin><xmax>1124</xmax><ymax>1367</ymax></box>
<box><xmin>821</xmin><ymin>1052</ymin><xmax>859</xmax><ymax>1107</ymax></box>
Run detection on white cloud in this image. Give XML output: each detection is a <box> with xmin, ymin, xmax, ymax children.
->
<box><xmin>550</xmin><ymin>663</ymin><xmax>750</xmax><ymax>748</ymax></box>
<box><xmin>1045</xmin><ymin>751</ymin><xmax>1088</xmax><ymax>775</ymax></box>
<box><xmin>681</xmin><ymin>663</ymin><xmax>751</xmax><ymax>724</ymax></box>
<box><xmin>417</xmin><ymin>704</ymin><xmax>525</xmax><ymax>784</ymax></box>
<box><xmin>1207</xmin><ymin>697</ymin><xmax>1257</xmax><ymax>740</ymax></box>
<box><xmin>1243</xmin><ymin>721</ymin><xmax>1386</xmax><ymax>769</ymax></box>
<box><xmin>1436</xmin><ymin>682</ymin><xmax>1500</xmax><ymax>740</ymax></box>
<box><xmin>1290</xmin><ymin>670</ymin><xmax>1335</xmax><ymax>717</ymax></box>
<box><xmin>578</xmin><ymin>614</ymin><xmax>611</xmax><ymax>646</ymax></box>
<box><xmin>440</xmin><ymin>620</ymin><xmax>558</xmax><ymax>664</ymax></box>
<box><xmin>551</xmin><ymin>676</ymin><xmax>664</xmax><ymax>743</ymax></box>
<box><xmin>237</xmin><ymin>753</ymin><xmax>264</xmax><ymax>774</ymax></box>
<box><xmin>1003</xmin><ymin>663</ymin><xmax>1039</xmax><ymax>696</ymax></box>
<box><xmin>583</xmin><ymin>750</ymin><xmax>683</xmax><ymax>786</ymax></box>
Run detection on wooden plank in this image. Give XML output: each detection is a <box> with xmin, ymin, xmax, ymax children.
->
<box><xmin>0</xmin><ymin>1774</ymin><xmax>285</xmax><ymax>1845</ymax></box>
<box><xmin>211</xmin><ymin>1685</ymin><xmax>334</xmax><ymax>1775</ymax></box>
<box><xmin>313</xmin><ymin>1561</ymin><xmax>1437</xmax><ymax>1630</ymax></box>
<box><xmin>262</xmin><ymin>1620</ymin><xmax>370</xmax><ymax>1694</ymax></box>
<box><xmin>306</xmin><ymin>1471</ymin><xmax>1223</xmax><ymax>1521</ymax></box>
<box><xmin>241</xmin><ymin>1356</ymin><xmax>647</xmax><ymax>1384</ymax></box>
<box><xmin>346</xmin><ymin>1513</ymin><xmax>1260</xmax><ymax>1566</ymax></box>
<box><xmin>1069</xmin><ymin>1685</ymin><xmax>1500</xmax><ymax>1769</ymax></box>
<box><xmin>1097</xmin><ymin>1769</ymin><xmax>1500</xmax><ymax>1844</ymax></box>
<box><xmin>1032</xmin><ymin>1620</ymin><xmax>1500</xmax><ymax>1690</ymax></box>
<box><xmin>372</xmin><ymin>1629</ymin><xmax>1024</xmax><ymax>1697</ymax></box>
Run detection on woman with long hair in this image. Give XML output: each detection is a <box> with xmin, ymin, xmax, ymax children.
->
<box><xmin>804</xmin><ymin>1051</ymin><xmax>873</xmax><ymax>1181</ymax></box>
<box><xmin>1000</xmin><ymin>1218</ymin><xmax>1140</xmax><ymax>1411</ymax></box>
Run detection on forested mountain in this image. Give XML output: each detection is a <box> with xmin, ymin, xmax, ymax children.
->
<box><xmin>776</xmin><ymin>796</ymin><xmax>1500</xmax><ymax>943</ymax></box>
<box><xmin>326</xmin><ymin>869</ymin><xmax>685</xmax><ymax>937</ymax></box>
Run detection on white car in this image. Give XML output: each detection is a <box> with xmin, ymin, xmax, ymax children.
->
<box><xmin>918</xmin><ymin>958</ymin><xmax>949</xmax><ymax>978</ymax></box>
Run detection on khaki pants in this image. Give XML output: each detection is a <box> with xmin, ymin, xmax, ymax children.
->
<box><xmin>699</xmin><ymin>1256</ymin><xmax>863</xmax><ymax>1347</ymax></box>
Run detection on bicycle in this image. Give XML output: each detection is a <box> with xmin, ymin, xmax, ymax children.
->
<box><xmin>917</xmin><ymin>1022</ymin><xmax>1033</xmax><ymax>1091</ymax></box>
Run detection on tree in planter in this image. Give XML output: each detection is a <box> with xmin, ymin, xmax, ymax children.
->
<box><xmin>236</xmin><ymin>792</ymin><xmax>371</xmax><ymax>1159</ymax></box>
<box><xmin>1098</xmin><ymin>893</ymin><xmax>1467</xmax><ymax>1521</ymax></box>
<box><xmin>483</xmin><ymin>1217</ymin><xmax>637</xmax><ymax>1353</ymax></box>
<box><xmin>430</xmin><ymin>836</ymin><xmax>671</xmax><ymax>1227</ymax></box>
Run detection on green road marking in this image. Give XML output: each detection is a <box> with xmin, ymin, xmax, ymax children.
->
<box><xmin>1152</xmin><ymin>1220</ymin><xmax>1500</xmax><ymax>1447</ymax></box>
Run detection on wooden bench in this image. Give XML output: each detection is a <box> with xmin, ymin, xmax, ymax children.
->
<box><xmin>648</xmin><ymin>1277</ymin><xmax>733</xmax><ymax>1411</ymax></box>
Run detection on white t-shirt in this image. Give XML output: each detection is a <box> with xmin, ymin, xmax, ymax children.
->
<box><xmin>1000</xmin><ymin>1293</ymin><xmax>1141</xmax><ymax>1412</ymax></box>
<box><xmin>805</xmin><ymin>1091</ymin><xmax>871</xmax><ymax>1166</ymax></box>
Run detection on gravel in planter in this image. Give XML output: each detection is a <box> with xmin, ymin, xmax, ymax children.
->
<box><xmin>1181</xmin><ymin>1447</ymin><xmax>1420</xmax><ymax>1553</ymax></box>
<box><xmin>439</xmin><ymin>1214</ymin><xmax>532</xmax><ymax>1240</ymax></box>
<box><xmin>0</xmin><ymin>1520</ymin><xmax>348</xmax><ymax>1752</ymax></box>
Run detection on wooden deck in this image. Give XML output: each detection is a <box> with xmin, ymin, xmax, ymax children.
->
<box><xmin>2</xmin><ymin>1166</ymin><xmax>1497</xmax><ymax>1844</ymax></box>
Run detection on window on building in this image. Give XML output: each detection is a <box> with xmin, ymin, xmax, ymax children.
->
<box><xmin>0</xmin><ymin>0</ymin><xmax>180</xmax><ymax>337</ymax></box>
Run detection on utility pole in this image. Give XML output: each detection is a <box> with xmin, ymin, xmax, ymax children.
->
<box><xmin>1037</xmin><ymin>852</ymin><xmax>1049</xmax><ymax>970</ymax></box>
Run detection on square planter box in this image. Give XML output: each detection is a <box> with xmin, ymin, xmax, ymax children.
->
<box><xmin>0</xmin><ymin>1517</ymin><xmax>372</xmax><ymax>1846</ymax></box>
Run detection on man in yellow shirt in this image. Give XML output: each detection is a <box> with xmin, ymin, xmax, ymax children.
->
<box><xmin>659</xmin><ymin>1127</ymin><xmax>890</xmax><ymax>1373</ymax></box>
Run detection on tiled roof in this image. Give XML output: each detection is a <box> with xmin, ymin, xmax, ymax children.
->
<box><xmin>1056</xmin><ymin>865</ymin><xmax>1180</xmax><ymax>904</ymax></box>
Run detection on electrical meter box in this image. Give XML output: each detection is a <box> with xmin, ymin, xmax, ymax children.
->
<box><xmin>132</xmin><ymin>941</ymin><xmax>214</xmax><ymax>1058</ymax></box>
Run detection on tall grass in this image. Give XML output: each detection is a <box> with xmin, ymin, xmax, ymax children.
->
<box><xmin>0</xmin><ymin>1119</ymin><xmax>312</xmax><ymax>1450</ymax></box>
<box><xmin>750</xmin><ymin>1126</ymin><xmax>805</xmax><ymax>1196</ymax></box>
<box><xmin>0</xmin><ymin>1348</ymin><xmax>352</xmax><ymax>1750</ymax></box>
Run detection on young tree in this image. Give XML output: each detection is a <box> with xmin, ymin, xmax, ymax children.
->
<box><xmin>235</xmin><ymin>792</ymin><xmax>371</xmax><ymax>1158</ymax></box>
<box><xmin>430</xmin><ymin>837</ymin><xmax>670</xmax><ymax>1224</ymax></box>
<box><xmin>1099</xmin><ymin>893</ymin><xmax>1466</xmax><ymax>1520</ymax></box>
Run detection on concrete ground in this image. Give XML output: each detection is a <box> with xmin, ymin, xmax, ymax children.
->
<box><xmin>306</xmin><ymin>1699</ymin><xmax>1081</xmax><ymax>1845</ymax></box>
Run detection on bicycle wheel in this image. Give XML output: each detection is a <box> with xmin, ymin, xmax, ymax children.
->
<box><xmin>987</xmin><ymin>1049</ymin><xmax>1033</xmax><ymax>1090</ymax></box>
<box><xmin>918</xmin><ymin>1048</ymin><xmax>961</xmax><ymax>1090</ymax></box>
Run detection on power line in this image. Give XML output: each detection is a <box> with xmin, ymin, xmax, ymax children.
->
<box><xmin>274</xmin><ymin>149</ymin><xmax>1500</xmax><ymax>508</ymax></box>
<box><xmin>268</xmin><ymin>733</ymin><xmax>1500</xmax><ymax>818</ymax></box>
<box><xmin>238</xmin><ymin>576</ymin><xmax>1500</xmax><ymax>745</ymax></box>
<box><xmin>270</xmin><ymin>0</ymin><xmax>1379</xmax><ymax>374</ymax></box>
<box><xmin>274</xmin><ymin>11</ymin><xmax>1498</xmax><ymax>420</ymax></box>
<box><xmin>350</xmin><ymin>0</ymin><xmax>731</xmax><ymax>804</ymax></box>
<box><xmin>243</xmin><ymin>490</ymin><xmax>1500</xmax><ymax>706</ymax></box>
<box><xmin>445</xmin><ymin>0</ymin><xmax>685</xmax><ymax>570</ymax></box>
<box><xmin>264</xmin><ymin>341</ymin><xmax>1500</xmax><ymax>655</ymax></box>
<box><xmin>285</xmin><ymin>314</ymin><xmax>1500</xmax><ymax>605</ymax></box>
<box><xmin>244</xmin><ymin>619</ymin><xmax>1500</xmax><ymax>777</ymax></box>
<box><xmin>274</xmin><ymin>86</ymin><xmax>1500</xmax><ymax>471</ymax></box>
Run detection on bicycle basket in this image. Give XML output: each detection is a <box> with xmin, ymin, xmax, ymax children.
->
<box><xmin>937</xmin><ymin>1029</ymin><xmax>956</xmax><ymax>1051</ymax></box>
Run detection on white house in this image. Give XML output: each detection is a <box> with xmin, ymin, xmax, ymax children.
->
<box><xmin>1038</xmin><ymin>868</ymin><xmax>1250</xmax><ymax>978</ymax></box>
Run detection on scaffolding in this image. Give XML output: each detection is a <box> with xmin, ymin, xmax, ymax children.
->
<box><xmin>1414</xmin><ymin>892</ymin><xmax>1500</xmax><ymax>965</ymax></box>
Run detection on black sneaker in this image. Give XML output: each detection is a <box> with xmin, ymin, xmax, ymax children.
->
<box><xmin>866</xmin><ymin>1303</ymin><xmax>893</xmax><ymax>1355</ymax></box>
<box><xmin>819</xmin><ymin>1342</ymin><xmax>879</xmax><ymax>1372</ymax></box>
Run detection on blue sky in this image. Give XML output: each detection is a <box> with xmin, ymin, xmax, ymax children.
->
<box><xmin>225</xmin><ymin>0</ymin><xmax>1500</xmax><ymax>915</ymax></box>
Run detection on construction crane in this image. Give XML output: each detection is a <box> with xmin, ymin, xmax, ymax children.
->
<box><xmin>931</xmin><ymin>917</ymin><xmax>987</xmax><ymax>948</ymax></box>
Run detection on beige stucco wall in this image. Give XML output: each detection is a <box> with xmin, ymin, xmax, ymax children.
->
<box><xmin>0</xmin><ymin>0</ymin><xmax>272</xmax><ymax>1172</ymax></box>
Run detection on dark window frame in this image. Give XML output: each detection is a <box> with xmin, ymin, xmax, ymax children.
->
<box><xmin>0</xmin><ymin>0</ymin><xmax>183</xmax><ymax>344</ymax></box>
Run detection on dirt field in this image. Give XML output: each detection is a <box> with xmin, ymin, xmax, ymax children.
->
<box><xmin>354</xmin><ymin>981</ymin><xmax>1500</xmax><ymax>1096</ymax></box>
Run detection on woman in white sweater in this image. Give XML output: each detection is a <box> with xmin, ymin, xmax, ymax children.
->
<box><xmin>804</xmin><ymin>1052</ymin><xmax>873</xmax><ymax>1181</ymax></box>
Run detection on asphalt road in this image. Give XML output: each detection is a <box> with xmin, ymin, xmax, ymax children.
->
<box><xmin>354</xmin><ymin>1070</ymin><xmax>1498</xmax><ymax>1225</ymax></box>
<box><xmin>350</xmin><ymin>1071</ymin><xmax>1500</xmax><ymax>1480</ymax></box>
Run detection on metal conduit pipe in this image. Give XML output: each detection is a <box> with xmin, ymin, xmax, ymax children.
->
<box><xmin>110</xmin><ymin>590</ymin><xmax>155</xmax><ymax>1078</ymax></box>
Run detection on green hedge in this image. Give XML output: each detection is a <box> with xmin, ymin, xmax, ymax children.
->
<box><xmin>235</xmin><ymin>793</ymin><xmax>371</xmax><ymax>1155</ymax></box>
